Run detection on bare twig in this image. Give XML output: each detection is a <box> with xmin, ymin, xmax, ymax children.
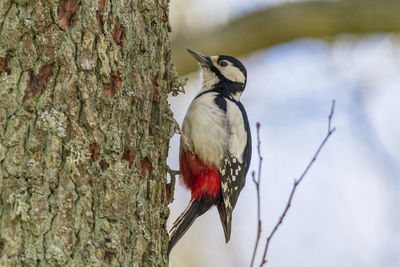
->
<box><xmin>250</xmin><ymin>122</ymin><xmax>263</xmax><ymax>267</ymax></box>
<box><xmin>259</xmin><ymin>100</ymin><xmax>336</xmax><ymax>266</ymax></box>
<box><xmin>177</xmin><ymin>129</ymin><xmax>195</xmax><ymax>155</ymax></box>
<box><xmin>167</xmin><ymin>117</ymin><xmax>195</xmax><ymax>155</ymax></box>
<box><xmin>167</xmin><ymin>166</ymin><xmax>180</xmax><ymax>180</ymax></box>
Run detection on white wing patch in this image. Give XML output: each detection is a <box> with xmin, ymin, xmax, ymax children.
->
<box><xmin>225</xmin><ymin>100</ymin><xmax>247</xmax><ymax>162</ymax></box>
<box><xmin>217</xmin><ymin>98</ymin><xmax>250</xmax><ymax>242</ymax></box>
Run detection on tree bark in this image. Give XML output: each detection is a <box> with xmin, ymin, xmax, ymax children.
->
<box><xmin>0</xmin><ymin>0</ymin><xmax>180</xmax><ymax>266</ymax></box>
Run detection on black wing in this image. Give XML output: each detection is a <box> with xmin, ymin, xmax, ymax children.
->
<box><xmin>217</xmin><ymin>100</ymin><xmax>251</xmax><ymax>242</ymax></box>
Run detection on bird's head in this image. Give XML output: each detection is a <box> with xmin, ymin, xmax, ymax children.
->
<box><xmin>187</xmin><ymin>49</ymin><xmax>247</xmax><ymax>100</ymax></box>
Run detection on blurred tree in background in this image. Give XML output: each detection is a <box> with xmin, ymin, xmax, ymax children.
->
<box><xmin>171</xmin><ymin>0</ymin><xmax>400</xmax><ymax>74</ymax></box>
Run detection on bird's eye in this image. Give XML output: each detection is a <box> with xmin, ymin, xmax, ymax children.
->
<box><xmin>219</xmin><ymin>61</ymin><xmax>228</xmax><ymax>67</ymax></box>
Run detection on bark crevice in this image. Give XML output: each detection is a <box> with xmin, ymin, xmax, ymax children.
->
<box><xmin>0</xmin><ymin>0</ymin><xmax>179</xmax><ymax>265</ymax></box>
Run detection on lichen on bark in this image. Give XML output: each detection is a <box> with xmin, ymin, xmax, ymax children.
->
<box><xmin>0</xmin><ymin>0</ymin><xmax>182</xmax><ymax>266</ymax></box>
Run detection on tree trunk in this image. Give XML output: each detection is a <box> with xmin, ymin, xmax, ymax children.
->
<box><xmin>0</xmin><ymin>0</ymin><xmax>180</xmax><ymax>266</ymax></box>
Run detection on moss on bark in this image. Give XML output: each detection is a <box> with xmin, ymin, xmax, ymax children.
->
<box><xmin>0</xmin><ymin>0</ymin><xmax>182</xmax><ymax>266</ymax></box>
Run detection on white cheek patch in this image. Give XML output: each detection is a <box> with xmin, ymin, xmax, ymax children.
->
<box><xmin>221</xmin><ymin>66</ymin><xmax>246</xmax><ymax>83</ymax></box>
<box><xmin>214</xmin><ymin>61</ymin><xmax>246</xmax><ymax>84</ymax></box>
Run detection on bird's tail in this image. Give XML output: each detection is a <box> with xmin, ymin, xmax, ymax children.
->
<box><xmin>168</xmin><ymin>198</ymin><xmax>213</xmax><ymax>256</ymax></box>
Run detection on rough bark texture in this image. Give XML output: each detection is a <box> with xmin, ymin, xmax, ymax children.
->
<box><xmin>0</xmin><ymin>0</ymin><xmax>182</xmax><ymax>266</ymax></box>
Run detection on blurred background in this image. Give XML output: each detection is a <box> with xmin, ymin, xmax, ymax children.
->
<box><xmin>166</xmin><ymin>0</ymin><xmax>400</xmax><ymax>266</ymax></box>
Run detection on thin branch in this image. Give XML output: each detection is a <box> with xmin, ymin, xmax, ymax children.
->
<box><xmin>168</xmin><ymin>118</ymin><xmax>195</xmax><ymax>155</ymax></box>
<box><xmin>250</xmin><ymin>122</ymin><xmax>263</xmax><ymax>267</ymax></box>
<box><xmin>259</xmin><ymin>100</ymin><xmax>336</xmax><ymax>266</ymax></box>
<box><xmin>167</xmin><ymin>166</ymin><xmax>180</xmax><ymax>180</ymax></box>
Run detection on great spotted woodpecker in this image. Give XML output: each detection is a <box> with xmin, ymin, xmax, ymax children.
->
<box><xmin>168</xmin><ymin>49</ymin><xmax>251</xmax><ymax>256</ymax></box>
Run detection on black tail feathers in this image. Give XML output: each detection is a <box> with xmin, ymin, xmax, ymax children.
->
<box><xmin>167</xmin><ymin>198</ymin><xmax>214</xmax><ymax>256</ymax></box>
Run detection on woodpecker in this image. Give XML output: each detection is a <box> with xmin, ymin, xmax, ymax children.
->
<box><xmin>168</xmin><ymin>49</ymin><xmax>252</xmax><ymax>256</ymax></box>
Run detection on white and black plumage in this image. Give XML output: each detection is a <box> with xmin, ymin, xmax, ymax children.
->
<box><xmin>168</xmin><ymin>49</ymin><xmax>251</xmax><ymax>256</ymax></box>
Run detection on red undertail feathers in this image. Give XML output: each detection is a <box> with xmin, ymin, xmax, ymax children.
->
<box><xmin>179</xmin><ymin>148</ymin><xmax>221</xmax><ymax>200</ymax></box>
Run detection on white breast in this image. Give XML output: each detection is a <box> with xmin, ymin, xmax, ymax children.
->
<box><xmin>182</xmin><ymin>93</ymin><xmax>229</xmax><ymax>167</ymax></box>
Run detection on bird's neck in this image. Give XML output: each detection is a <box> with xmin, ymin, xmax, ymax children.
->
<box><xmin>200</xmin><ymin>82</ymin><xmax>243</xmax><ymax>103</ymax></box>
<box><xmin>200</xmin><ymin>68</ymin><xmax>219</xmax><ymax>93</ymax></box>
<box><xmin>198</xmin><ymin>68</ymin><xmax>244</xmax><ymax>101</ymax></box>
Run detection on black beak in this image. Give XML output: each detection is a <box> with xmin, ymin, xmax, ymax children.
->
<box><xmin>187</xmin><ymin>49</ymin><xmax>212</xmax><ymax>67</ymax></box>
